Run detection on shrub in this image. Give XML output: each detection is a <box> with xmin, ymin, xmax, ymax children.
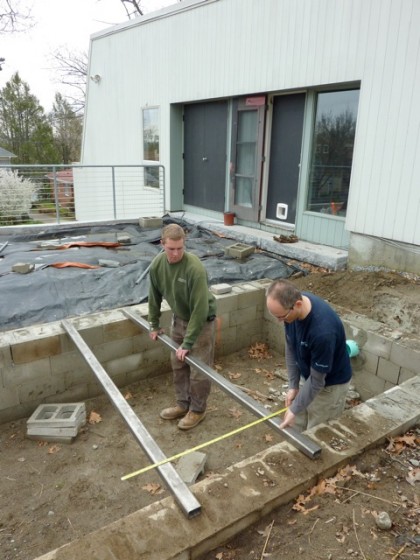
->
<box><xmin>0</xmin><ymin>169</ymin><xmax>35</xmax><ymax>225</ymax></box>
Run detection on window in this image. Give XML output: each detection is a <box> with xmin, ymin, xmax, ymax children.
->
<box><xmin>143</xmin><ymin>107</ymin><xmax>160</xmax><ymax>188</ymax></box>
<box><xmin>307</xmin><ymin>89</ymin><xmax>359</xmax><ymax>216</ymax></box>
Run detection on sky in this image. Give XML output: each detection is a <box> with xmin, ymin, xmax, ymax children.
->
<box><xmin>0</xmin><ymin>0</ymin><xmax>178</xmax><ymax>112</ymax></box>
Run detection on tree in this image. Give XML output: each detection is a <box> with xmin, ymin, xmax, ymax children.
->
<box><xmin>50</xmin><ymin>47</ymin><xmax>88</xmax><ymax>115</ymax></box>
<box><xmin>0</xmin><ymin>72</ymin><xmax>60</xmax><ymax>164</ymax></box>
<box><xmin>50</xmin><ymin>92</ymin><xmax>83</xmax><ymax>163</ymax></box>
<box><xmin>0</xmin><ymin>0</ymin><xmax>32</xmax><ymax>32</ymax></box>
<box><xmin>0</xmin><ymin>0</ymin><xmax>33</xmax><ymax>69</ymax></box>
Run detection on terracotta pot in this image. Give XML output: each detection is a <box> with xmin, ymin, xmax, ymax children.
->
<box><xmin>223</xmin><ymin>212</ymin><xmax>235</xmax><ymax>226</ymax></box>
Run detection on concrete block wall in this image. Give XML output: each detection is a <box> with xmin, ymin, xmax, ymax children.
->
<box><xmin>0</xmin><ymin>281</ymin><xmax>275</xmax><ymax>424</ymax></box>
<box><xmin>342</xmin><ymin>317</ymin><xmax>420</xmax><ymax>400</ymax></box>
<box><xmin>0</xmin><ymin>280</ymin><xmax>417</xmax><ymax>424</ymax></box>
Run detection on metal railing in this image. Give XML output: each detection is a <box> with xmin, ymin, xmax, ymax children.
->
<box><xmin>0</xmin><ymin>164</ymin><xmax>165</xmax><ymax>226</ymax></box>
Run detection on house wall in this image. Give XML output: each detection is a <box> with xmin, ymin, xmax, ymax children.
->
<box><xmin>1</xmin><ymin>280</ymin><xmax>418</xmax><ymax>424</ymax></box>
<box><xmin>82</xmin><ymin>0</ymin><xmax>420</xmax><ymax>268</ymax></box>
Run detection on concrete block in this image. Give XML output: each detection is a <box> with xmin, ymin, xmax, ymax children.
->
<box><xmin>398</xmin><ymin>368</ymin><xmax>417</xmax><ymax>384</ymax></box>
<box><xmin>11</xmin><ymin>336</ymin><xmax>61</xmax><ymax>364</ymax></box>
<box><xmin>26</xmin><ymin>402</ymin><xmax>86</xmax><ymax>442</ymax></box>
<box><xmin>390</xmin><ymin>342</ymin><xmax>420</xmax><ymax>372</ymax></box>
<box><xmin>230</xmin><ymin>306</ymin><xmax>259</xmax><ymax>327</ymax></box>
<box><xmin>210</xmin><ymin>283</ymin><xmax>232</xmax><ymax>295</ymax></box>
<box><xmin>176</xmin><ymin>451</ymin><xmax>207</xmax><ymax>484</ymax></box>
<box><xmin>93</xmin><ymin>337</ymin><xmax>134</xmax><ymax>363</ymax></box>
<box><xmin>117</xmin><ymin>233</ymin><xmax>131</xmax><ymax>244</ymax></box>
<box><xmin>225</xmin><ymin>243</ymin><xmax>255</xmax><ymax>259</ymax></box>
<box><xmin>377</xmin><ymin>357</ymin><xmax>400</xmax><ymax>384</ymax></box>
<box><xmin>27</xmin><ymin>402</ymin><xmax>86</xmax><ymax>427</ymax></box>
<box><xmin>139</xmin><ymin>216</ymin><xmax>163</xmax><ymax>228</ymax></box>
<box><xmin>99</xmin><ymin>259</ymin><xmax>120</xmax><ymax>268</ymax></box>
<box><xmin>12</xmin><ymin>262</ymin><xmax>34</xmax><ymax>274</ymax></box>
<box><xmin>17</xmin><ymin>375</ymin><xmax>66</xmax><ymax>403</ymax></box>
<box><xmin>365</xmin><ymin>384</ymin><xmax>420</xmax><ymax>432</ymax></box>
<box><xmin>360</xmin><ymin>350</ymin><xmax>379</xmax><ymax>374</ymax></box>
<box><xmin>3</xmin><ymin>358</ymin><xmax>52</xmax><ymax>386</ymax></box>
<box><xmin>364</xmin><ymin>331</ymin><xmax>392</xmax><ymax>359</ymax></box>
<box><xmin>103</xmin><ymin>319</ymin><xmax>141</xmax><ymax>342</ymax></box>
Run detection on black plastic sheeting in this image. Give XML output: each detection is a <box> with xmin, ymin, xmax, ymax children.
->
<box><xmin>0</xmin><ymin>217</ymin><xmax>303</xmax><ymax>332</ymax></box>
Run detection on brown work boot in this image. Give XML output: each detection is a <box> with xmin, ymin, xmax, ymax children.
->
<box><xmin>160</xmin><ymin>405</ymin><xmax>188</xmax><ymax>420</ymax></box>
<box><xmin>177</xmin><ymin>410</ymin><xmax>206</xmax><ymax>430</ymax></box>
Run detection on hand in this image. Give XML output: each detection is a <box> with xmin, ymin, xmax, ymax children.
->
<box><xmin>175</xmin><ymin>347</ymin><xmax>189</xmax><ymax>361</ymax></box>
<box><xmin>149</xmin><ymin>329</ymin><xmax>163</xmax><ymax>341</ymax></box>
<box><xmin>279</xmin><ymin>408</ymin><xmax>296</xmax><ymax>429</ymax></box>
<box><xmin>285</xmin><ymin>388</ymin><xmax>299</xmax><ymax>408</ymax></box>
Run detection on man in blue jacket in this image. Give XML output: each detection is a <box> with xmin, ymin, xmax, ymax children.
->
<box><xmin>266</xmin><ymin>278</ymin><xmax>352</xmax><ymax>431</ymax></box>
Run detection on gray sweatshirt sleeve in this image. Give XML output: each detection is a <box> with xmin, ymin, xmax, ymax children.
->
<box><xmin>289</xmin><ymin>367</ymin><xmax>326</xmax><ymax>415</ymax></box>
<box><xmin>285</xmin><ymin>341</ymin><xmax>300</xmax><ymax>390</ymax></box>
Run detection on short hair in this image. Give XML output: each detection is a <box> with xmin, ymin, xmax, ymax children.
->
<box><xmin>161</xmin><ymin>223</ymin><xmax>186</xmax><ymax>244</ymax></box>
<box><xmin>266</xmin><ymin>278</ymin><xmax>302</xmax><ymax>308</ymax></box>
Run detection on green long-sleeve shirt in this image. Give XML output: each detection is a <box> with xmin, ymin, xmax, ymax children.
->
<box><xmin>148</xmin><ymin>251</ymin><xmax>216</xmax><ymax>350</ymax></box>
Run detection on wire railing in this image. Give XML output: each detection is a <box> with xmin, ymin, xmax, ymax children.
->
<box><xmin>0</xmin><ymin>164</ymin><xmax>165</xmax><ymax>226</ymax></box>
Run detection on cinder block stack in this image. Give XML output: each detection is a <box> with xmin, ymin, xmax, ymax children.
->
<box><xmin>26</xmin><ymin>403</ymin><xmax>86</xmax><ymax>443</ymax></box>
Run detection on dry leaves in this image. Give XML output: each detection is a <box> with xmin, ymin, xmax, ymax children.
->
<box><xmin>88</xmin><ymin>411</ymin><xmax>102</xmax><ymax>424</ymax></box>
<box><xmin>292</xmin><ymin>464</ymin><xmax>364</xmax><ymax>513</ymax></box>
<box><xmin>141</xmin><ymin>482</ymin><xmax>163</xmax><ymax>495</ymax></box>
<box><xmin>48</xmin><ymin>444</ymin><xmax>61</xmax><ymax>454</ymax></box>
<box><xmin>248</xmin><ymin>342</ymin><xmax>272</xmax><ymax>360</ymax></box>
<box><xmin>228</xmin><ymin>407</ymin><xmax>243</xmax><ymax>420</ymax></box>
<box><xmin>386</xmin><ymin>432</ymin><xmax>420</xmax><ymax>454</ymax></box>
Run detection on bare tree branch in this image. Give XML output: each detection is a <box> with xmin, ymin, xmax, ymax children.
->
<box><xmin>0</xmin><ymin>0</ymin><xmax>33</xmax><ymax>33</ymax></box>
<box><xmin>49</xmin><ymin>47</ymin><xmax>88</xmax><ymax>115</ymax></box>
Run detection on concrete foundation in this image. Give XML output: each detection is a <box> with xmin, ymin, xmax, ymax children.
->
<box><xmin>0</xmin><ymin>278</ymin><xmax>418</xmax><ymax>560</ymax></box>
<box><xmin>348</xmin><ymin>232</ymin><xmax>420</xmax><ymax>276</ymax></box>
<box><xmin>34</xmin><ymin>377</ymin><xmax>420</xmax><ymax>560</ymax></box>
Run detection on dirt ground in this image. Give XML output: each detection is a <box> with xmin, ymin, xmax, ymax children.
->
<box><xmin>0</xmin><ymin>268</ymin><xmax>419</xmax><ymax>560</ymax></box>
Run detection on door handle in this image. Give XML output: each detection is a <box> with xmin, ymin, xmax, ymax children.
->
<box><xmin>202</xmin><ymin>157</ymin><xmax>208</xmax><ymax>161</ymax></box>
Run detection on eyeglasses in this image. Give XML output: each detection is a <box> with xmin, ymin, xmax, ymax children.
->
<box><xmin>274</xmin><ymin>306</ymin><xmax>294</xmax><ymax>321</ymax></box>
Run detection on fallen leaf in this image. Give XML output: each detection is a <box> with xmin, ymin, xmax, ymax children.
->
<box><xmin>124</xmin><ymin>391</ymin><xmax>133</xmax><ymax>400</ymax></box>
<box><xmin>228</xmin><ymin>371</ymin><xmax>241</xmax><ymax>380</ymax></box>
<box><xmin>215</xmin><ymin>553</ymin><xmax>224</xmax><ymax>560</ymax></box>
<box><xmin>48</xmin><ymin>444</ymin><xmax>61</xmax><ymax>454</ymax></box>
<box><xmin>248</xmin><ymin>342</ymin><xmax>272</xmax><ymax>360</ymax></box>
<box><xmin>264</xmin><ymin>433</ymin><xmax>274</xmax><ymax>443</ymax></box>
<box><xmin>228</xmin><ymin>407</ymin><xmax>243</xmax><ymax>420</ymax></box>
<box><xmin>142</xmin><ymin>482</ymin><xmax>163</xmax><ymax>495</ymax></box>
<box><xmin>88</xmin><ymin>411</ymin><xmax>102</xmax><ymax>424</ymax></box>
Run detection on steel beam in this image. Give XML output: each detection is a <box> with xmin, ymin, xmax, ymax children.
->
<box><xmin>123</xmin><ymin>309</ymin><xmax>322</xmax><ymax>460</ymax></box>
<box><xmin>61</xmin><ymin>319</ymin><xmax>202</xmax><ymax>519</ymax></box>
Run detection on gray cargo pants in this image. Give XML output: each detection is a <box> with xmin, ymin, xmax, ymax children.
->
<box><xmin>170</xmin><ymin>315</ymin><xmax>216</xmax><ymax>413</ymax></box>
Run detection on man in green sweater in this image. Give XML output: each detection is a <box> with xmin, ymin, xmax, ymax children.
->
<box><xmin>148</xmin><ymin>223</ymin><xmax>217</xmax><ymax>430</ymax></box>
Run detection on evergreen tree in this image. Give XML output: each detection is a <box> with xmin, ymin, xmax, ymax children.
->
<box><xmin>0</xmin><ymin>72</ymin><xmax>60</xmax><ymax>164</ymax></box>
<box><xmin>50</xmin><ymin>93</ymin><xmax>82</xmax><ymax>163</ymax></box>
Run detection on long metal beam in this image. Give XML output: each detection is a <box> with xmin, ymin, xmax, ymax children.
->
<box><xmin>61</xmin><ymin>319</ymin><xmax>202</xmax><ymax>519</ymax></box>
<box><xmin>122</xmin><ymin>309</ymin><xmax>322</xmax><ymax>460</ymax></box>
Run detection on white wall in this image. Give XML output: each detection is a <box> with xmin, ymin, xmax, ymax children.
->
<box><xmin>83</xmin><ymin>0</ymin><xmax>420</xmax><ymax>246</ymax></box>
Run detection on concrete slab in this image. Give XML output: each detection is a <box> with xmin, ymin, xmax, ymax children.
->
<box><xmin>176</xmin><ymin>451</ymin><xmax>207</xmax><ymax>485</ymax></box>
<box><xmin>171</xmin><ymin>212</ymin><xmax>348</xmax><ymax>270</ymax></box>
<box><xmin>34</xmin><ymin>378</ymin><xmax>419</xmax><ymax>560</ymax></box>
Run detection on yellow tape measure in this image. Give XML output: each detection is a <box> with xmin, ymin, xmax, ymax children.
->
<box><xmin>121</xmin><ymin>406</ymin><xmax>287</xmax><ymax>481</ymax></box>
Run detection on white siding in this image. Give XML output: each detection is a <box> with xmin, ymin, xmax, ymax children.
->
<box><xmin>83</xmin><ymin>0</ymin><xmax>420</xmax><ymax>245</ymax></box>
